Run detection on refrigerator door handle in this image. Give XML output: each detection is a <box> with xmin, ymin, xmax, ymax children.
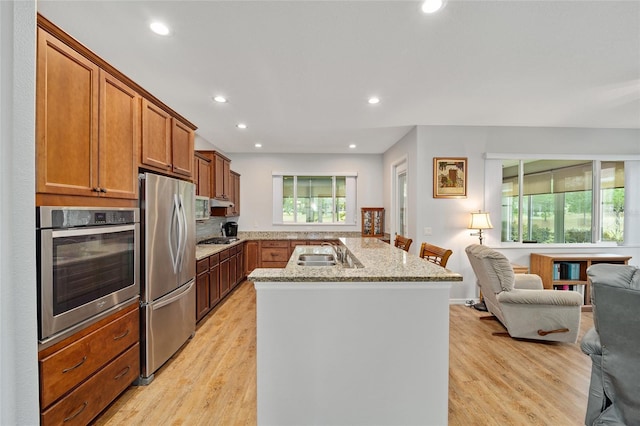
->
<box><xmin>169</xmin><ymin>194</ymin><xmax>181</xmax><ymax>274</ymax></box>
<box><xmin>175</xmin><ymin>194</ymin><xmax>186</xmax><ymax>272</ymax></box>
<box><xmin>152</xmin><ymin>280</ymin><xmax>195</xmax><ymax>310</ymax></box>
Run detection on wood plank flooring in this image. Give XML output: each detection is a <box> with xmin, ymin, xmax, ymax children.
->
<box><xmin>92</xmin><ymin>281</ymin><xmax>593</xmax><ymax>425</ymax></box>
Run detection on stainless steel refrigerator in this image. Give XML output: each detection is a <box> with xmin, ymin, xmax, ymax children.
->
<box><xmin>138</xmin><ymin>172</ymin><xmax>196</xmax><ymax>384</ymax></box>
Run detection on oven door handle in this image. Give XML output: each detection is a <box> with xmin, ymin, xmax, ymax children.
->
<box><xmin>51</xmin><ymin>224</ymin><xmax>136</xmax><ymax>238</ymax></box>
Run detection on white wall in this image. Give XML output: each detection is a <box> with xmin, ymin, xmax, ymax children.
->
<box><xmin>384</xmin><ymin>125</ymin><xmax>640</xmax><ymax>302</ymax></box>
<box><xmin>382</xmin><ymin>127</ymin><xmax>417</xmax><ymax>240</ymax></box>
<box><xmin>228</xmin><ymin>153</ymin><xmax>384</xmax><ymax>232</ymax></box>
<box><xmin>0</xmin><ymin>1</ymin><xmax>39</xmax><ymax>424</ymax></box>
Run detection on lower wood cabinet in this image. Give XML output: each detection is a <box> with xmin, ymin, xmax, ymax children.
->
<box><xmin>38</xmin><ymin>302</ymin><xmax>139</xmax><ymax>425</ymax></box>
<box><xmin>245</xmin><ymin>241</ymin><xmax>259</xmax><ymax>275</ymax></box>
<box><xmin>196</xmin><ymin>244</ymin><xmax>246</xmax><ymax>323</ymax></box>
<box><xmin>260</xmin><ymin>240</ymin><xmax>290</xmax><ymax>268</ymax></box>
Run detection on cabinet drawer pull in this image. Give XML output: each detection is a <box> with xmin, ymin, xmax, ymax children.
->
<box><xmin>91</xmin><ymin>187</ymin><xmax>100</xmax><ymax>192</ymax></box>
<box><xmin>62</xmin><ymin>356</ymin><xmax>87</xmax><ymax>373</ymax></box>
<box><xmin>100</xmin><ymin>188</ymin><xmax>107</xmax><ymax>193</ymax></box>
<box><xmin>113</xmin><ymin>365</ymin><xmax>131</xmax><ymax>380</ymax></box>
<box><xmin>63</xmin><ymin>401</ymin><xmax>88</xmax><ymax>422</ymax></box>
<box><xmin>113</xmin><ymin>329</ymin><xmax>130</xmax><ymax>340</ymax></box>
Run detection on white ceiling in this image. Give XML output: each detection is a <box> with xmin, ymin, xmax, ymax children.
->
<box><xmin>37</xmin><ymin>1</ymin><xmax>640</xmax><ymax>154</ymax></box>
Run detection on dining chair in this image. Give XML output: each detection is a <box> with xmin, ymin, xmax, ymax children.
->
<box><xmin>394</xmin><ymin>235</ymin><xmax>413</xmax><ymax>252</ymax></box>
<box><xmin>419</xmin><ymin>242</ymin><xmax>453</xmax><ymax>268</ymax></box>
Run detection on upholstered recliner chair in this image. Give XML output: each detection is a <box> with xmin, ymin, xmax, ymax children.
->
<box><xmin>465</xmin><ymin>244</ymin><xmax>583</xmax><ymax>343</ymax></box>
<box><xmin>581</xmin><ymin>264</ymin><xmax>640</xmax><ymax>426</ymax></box>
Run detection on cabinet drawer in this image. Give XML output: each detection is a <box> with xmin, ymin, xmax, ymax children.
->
<box><xmin>219</xmin><ymin>248</ymin><xmax>230</xmax><ymax>260</ymax></box>
<box><xmin>41</xmin><ymin>343</ymin><xmax>139</xmax><ymax>426</ymax></box>
<box><xmin>40</xmin><ymin>308</ymin><xmax>139</xmax><ymax>408</ymax></box>
<box><xmin>261</xmin><ymin>240</ymin><xmax>289</xmax><ymax>248</ymax></box>
<box><xmin>261</xmin><ymin>248</ymin><xmax>289</xmax><ymax>262</ymax></box>
<box><xmin>209</xmin><ymin>253</ymin><xmax>220</xmax><ymax>266</ymax></box>
<box><xmin>261</xmin><ymin>261</ymin><xmax>289</xmax><ymax>268</ymax></box>
<box><xmin>196</xmin><ymin>258</ymin><xmax>209</xmax><ymax>274</ymax></box>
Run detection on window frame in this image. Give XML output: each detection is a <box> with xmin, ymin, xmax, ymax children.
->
<box><xmin>485</xmin><ymin>153</ymin><xmax>636</xmax><ymax>247</ymax></box>
<box><xmin>272</xmin><ymin>172</ymin><xmax>357</xmax><ymax>226</ymax></box>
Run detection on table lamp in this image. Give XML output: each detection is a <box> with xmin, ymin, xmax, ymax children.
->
<box><xmin>469</xmin><ymin>211</ymin><xmax>493</xmax><ymax>245</ymax></box>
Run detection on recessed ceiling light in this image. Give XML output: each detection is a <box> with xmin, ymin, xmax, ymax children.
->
<box><xmin>213</xmin><ymin>95</ymin><xmax>227</xmax><ymax>103</ymax></box>
<box><xmin>368</xmin><ymin>97</ymin><xmax>380</xmax><ymax>105</ymax></box>
<box><xmin>255</xmin><ymin>143</ymin><xmax>262</xmax><ymax>148</ymax></box>
<box><xmin>149</xmin><ymin>22</ymin><xmax>170</xmax><ymax>36</ymax></box>
<box><xmin>422</xmin><ymin>0</ymin><xmax>445</xmax><ymax>14</ymax></box>
<box><xmin>236</xmin><ymin>123</ymin><xmax>247</xmax><ymax>129</ymax></box>
<box><xmin>349</xmin><ymin>144</ymin><xmax>357</xmax><ymax>149</ymax></box>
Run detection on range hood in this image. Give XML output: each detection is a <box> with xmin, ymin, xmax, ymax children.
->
<box><xmin>210</xmin><ymin>198</ymin><xmax>234</xmax><ymax>208</ymax></box>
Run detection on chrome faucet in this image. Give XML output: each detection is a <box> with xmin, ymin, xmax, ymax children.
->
<box><xmin>322</xmin><ymin>242</ymin><xmax>345</xmax><ymax>263</ymax></box>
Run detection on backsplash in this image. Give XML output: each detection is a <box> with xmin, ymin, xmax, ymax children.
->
<box><xmin>196</xmin><ymin>217</ymin><xmax>227</xmax><ymax>242</ymax></box>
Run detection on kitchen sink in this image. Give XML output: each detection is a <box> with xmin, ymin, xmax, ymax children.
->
<box><xmin>298</xmin><ymin>254</ymin><xmax>335</xmax><ymax>262</ymax></box>
<box><xmin>296</xmin><ymin>253</ymin><xmax>337</xmax><ymax>266</ymax></box>
<box><xmin>296</xmin><ymin>260</ymin><xmax>337</xmax><ymax>267</ymax></box>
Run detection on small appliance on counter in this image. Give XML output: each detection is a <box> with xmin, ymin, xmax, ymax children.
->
<box><xmin>223</xmin><ymin>221</ymin><xmax>238</xmax><ymax>237</ymax></box>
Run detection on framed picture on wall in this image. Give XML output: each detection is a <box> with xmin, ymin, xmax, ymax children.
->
<box><xmin>433</xmin><ymin>157</ymin><xmax>467</xmax><ymax>198</ymax></box>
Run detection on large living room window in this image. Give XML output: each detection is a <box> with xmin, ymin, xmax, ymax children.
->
<box><xmin>272</xmin><ymin>173</ymin><xmax>357</xmax><ymax>225</ymax></box>
<box><xmin>502</xmin><ymin>160</ymin><xmax>624</xmax><ymax>243</ymax></box>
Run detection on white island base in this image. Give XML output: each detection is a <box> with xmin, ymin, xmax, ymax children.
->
<box><xmin>255</xmin><ymin>281</ymin><xmax>452</xmax><ymax>426</ymax></box>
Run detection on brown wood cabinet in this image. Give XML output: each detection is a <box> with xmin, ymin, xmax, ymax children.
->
<box><xmin>235</xmin><ymin>243</ymin><xmax>245</xmax><ymax>285</ymax></box>
<box><xmin>361</xmin><ymin>208</ymin><xmax>385</xmax><ymax>237</ymax></box>
<box><xmin>141</xmin><ymin>99</ymin><xmax>195</xmax><ymax>178</ymax></box>
<box><xmin>226</xmin><ymin>171</ymin><xmax>241</xmax><ymax>216</ymax></box>
<box><xmin>38</xmin><ymin>303</ymin><xmax>139</xmax><ymax>425</ymax></box>
<box><xmin>245</xmin><ymin>241</ymin><xmax>259</xmax><ymax>275</ymax></box>
<box><xmin>196</xmin><ymin>151</ymin><xmax>241</xmax><ymax>217</ymax></box>
<box><xmin>209</xmin><ymin>254</ymin><xmax>221</xmax><ymax>308</ymax></box>
<box><xmin>36</xmin><ymin>28</ymin><xmax>139</xmax><ymax>205</ymax></box>
<box><xmin>260</xmin><ymin>240</ymin><xmax>290</xmax><ymax>268</ymax></box>
<box><xmin>530</xmin><ymin>253</ymin><xmax>632</xmax><ymax>309</ymax></box>
<box><xmin>196</xmin><ymin>253</ymin><xmax>222</xmax><ymax>323</ymax></box>
<box><xmin>36</xmin><ymin>15</ymin><xmax>198</xmax><ymax>206</ymax></box>
<box><xmin>196</xmin><ymin>257</ymin><xmax>210</xmax><ymax>321</ymax></box>
<box><xmin>214</xmin><ymin>153</ymin><xmax>232</xmax><ymax>200</ymax></box>
<box><xmin>194</xmin><ymin>153</ymin><xmax>211</xmax><ymax>197</ymax></box>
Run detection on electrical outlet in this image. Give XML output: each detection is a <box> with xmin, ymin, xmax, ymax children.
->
<box><xmin>424</xmin><ymin>227</ymin><xmax>432</xmax><ymax>236</ymax></box>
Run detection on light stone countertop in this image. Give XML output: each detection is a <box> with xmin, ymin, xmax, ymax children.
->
<box><xmin>195</xmin><ymin>238</ymin><xmax>245</xmax><ymax>260</ymax></box>
<box><xmin>248</xmin><ymin>237</ymin><xmax>463</xmax><ymax>283</ymax></box>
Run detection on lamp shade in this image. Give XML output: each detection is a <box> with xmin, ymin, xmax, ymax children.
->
<box><xmin>469</xmin><ymin>211</ymin><xmax>493</xmax><ymax>230</ymax></box>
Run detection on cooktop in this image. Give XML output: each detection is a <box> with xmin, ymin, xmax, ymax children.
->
<box><xmin>199</xmin><ymin>237</ymin><xmax>239</xmax><ymax>245</ymax></box>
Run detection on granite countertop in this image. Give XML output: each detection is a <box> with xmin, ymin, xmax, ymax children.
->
<box><xmin>248</xmin><ymin>237</ymin><xmax>463</xmax><ymax>283</ymax></box>
<box><xmin>195</xmin><ymin>231</ymin><xmax>374</xmax><ymax>261</ymax></box>
<box><xmin>196</xmin><ymin>238</ymin><xmax>245</xmax><ymax>260</ymax></box>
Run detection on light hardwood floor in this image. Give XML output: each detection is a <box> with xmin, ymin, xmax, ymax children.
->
<box><xmin>93</xmin><ymin>281</ymin><xmax>593</xmax><ymax>425</ymax></box>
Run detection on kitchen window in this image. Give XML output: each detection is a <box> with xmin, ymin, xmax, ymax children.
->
<box><xmin>501</xmin><ymin>160</ymin><xmax>625</xmax><ymax>243</ymax></box>
<box><xmin>272</xmin><ymin>173</ymin><xmax>357</xmax><ymax>225</ymax></box>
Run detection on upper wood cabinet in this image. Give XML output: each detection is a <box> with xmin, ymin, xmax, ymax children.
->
<box><xmin>141</xmin><ymin>99</ymin><xmax>195</xmax><ymax>178</ymax></box>
<box><xmin>194</xmin><ymin>153</ymin><xmax>211</xmax><ymax>198</ymax></box>
<box><xmin>196</xmin><ymin>150</ymin><xmax>232</xmax><ymax>200</ymax></box>
<box><xmin>36</xmin><ymin>28</ymin><xmax>139</xmax><ymax>203</ymax></box>
<box><xmin>214</xmin><ymin>152</ymin><xmax>231</xmax><ymax>200</ymax></box>
<box><xmin>227</xmin><ymin>171</ymin><xmax>240</xmax><ymax>216</ymax></box>
<box><xmin>141</xmin><ymin>99</ymin><xmax>172</xmax><ymax>172</ymax></box>
<box><xmin>36</xmin><ymin>15</ymin><xmax>198</xmax><ymax>206</ymax></box>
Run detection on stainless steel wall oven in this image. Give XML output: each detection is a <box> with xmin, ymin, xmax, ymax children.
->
<box><xmin>36</xmin><ymin>207</ymin><xmax>140</xmax><ymax>347</ymax></box>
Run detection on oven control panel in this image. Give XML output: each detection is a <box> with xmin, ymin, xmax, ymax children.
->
<box><xmin>37</xmin><ymin>207</ymin><xmax>139</xmax><ymax>229</ymax></box>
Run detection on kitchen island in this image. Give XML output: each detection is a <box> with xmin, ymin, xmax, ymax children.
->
<box><xmin>248</xmin><ymin>238</ymin><xmax>462</xmax><ymax>426</ymax></box>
